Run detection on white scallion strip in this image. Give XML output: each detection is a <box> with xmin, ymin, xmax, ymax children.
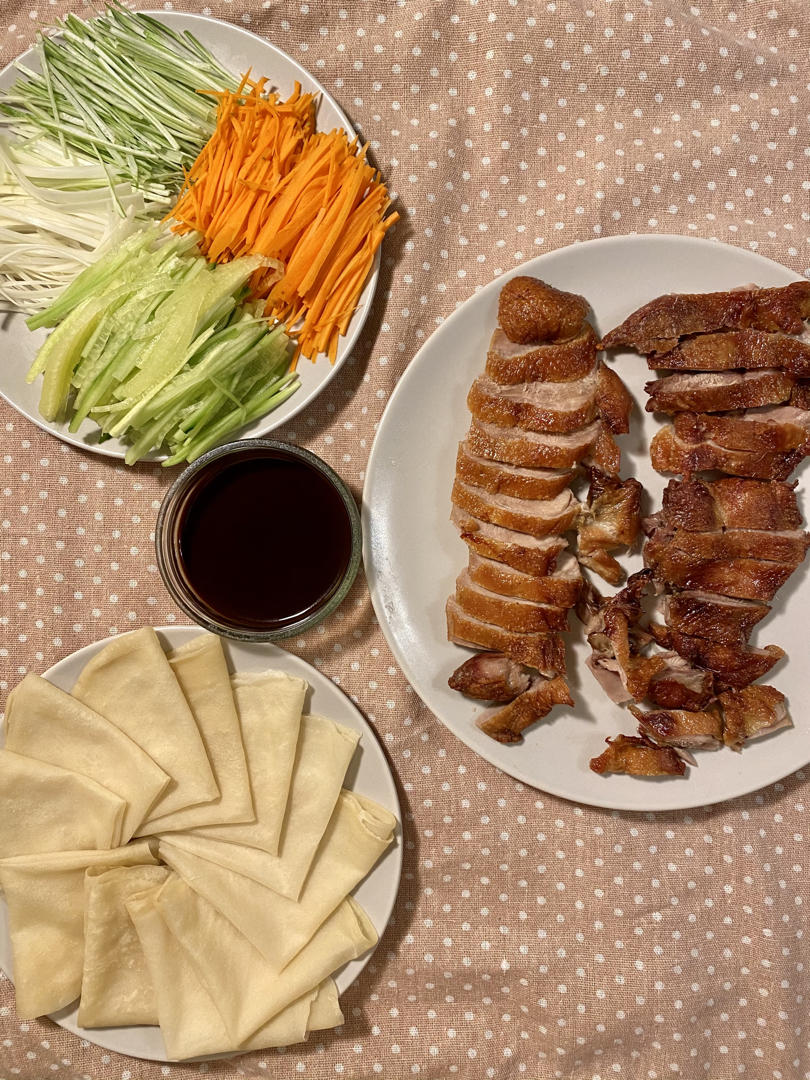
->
<box><xmin>0</xmin><ymin>135</ymin><xmax>157</xmax><ymax>314</ymax></box>
<box><xmin>0</xmin><ymin>3</ymin><xmax>239</xmax><ymax>200</ymax></box>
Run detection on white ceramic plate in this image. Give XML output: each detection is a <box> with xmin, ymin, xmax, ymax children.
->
<box><xmin>0</xmin><ymin>12</ymin><xmax>379</xmax><ymax>459</ymax></box>
<box><xmin>0</xmin><ymin>626</ymin><xmax>402</xmax><ymax>1061</ymax></box>
<box><xmin>363</xmin><ymin>233</ymin><xmax>810</xmax><ymax>812</ymax></box>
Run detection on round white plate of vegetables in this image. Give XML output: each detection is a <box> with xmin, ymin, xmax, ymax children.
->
<box><xmin>0</xmin><ymin>10</ymin><xmax>387</xmax><ymax>464</ymax></box>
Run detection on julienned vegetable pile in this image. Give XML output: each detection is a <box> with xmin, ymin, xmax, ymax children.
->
<box><xmin>0</xmin><ymin>4</ymin><xmax>396</xmax><ymax>463</ymax></box>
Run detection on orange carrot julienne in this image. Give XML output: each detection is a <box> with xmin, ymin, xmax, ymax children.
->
<box><xmin>168</xmin><ymin>80</ymin><xmax>397</xmax><ymax>364</ymax></box>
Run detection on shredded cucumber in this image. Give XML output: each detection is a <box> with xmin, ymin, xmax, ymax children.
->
<box><xmin>27</xmin><ymin>224</ymin><xmax>298</xmax><ymax>464</ymax></box>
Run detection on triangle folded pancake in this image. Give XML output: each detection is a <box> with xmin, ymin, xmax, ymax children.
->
<box><xmin>127</xmin><ymin>886</ymin><xmax>342</xmax><ymax>1059</ymax></box>
<box><xmin>187</xmin><ymin>669</ymin><xmax>306</xmax><ymax>855</ymax></box>
<box><xmin>135</xmin><ymin>635</ymin><xmax>253</xmax><ymax>835</ymax></box>
<box><xmin>0</xmin><ymin>749</ymin><xmax>126</xmax><ymax>856</ymax></box>
<box><xmin>160</xmin><ymin>788</ymin><xmax>396</xmax><ymax>969</ymax></box>
<box><xmin>173</xmin><ymin>714</ymin><xmax>359</xmax><ymax>900</ymax></box>
<box><xmin>70</xmin><ymin>627</ymin><xmax>219</xmax><ymax>822</ymax></box>
<box><xmin>0</xmin><ymin>840</ymin><xmax>158</xmax><ymax>1018</ymax></box>
<box><xmin>152</xmin><ymin>874</ymin><xmax>376</xmax><ymax>1044</ymax></box>
<box><xmin>4</xmin><ymin>674</ymin><xmax>169</xmax><ymax>841</ymax></box>
<box><xmin>78</xmin><ymin>864</ymin><xmax>171</xmax><ymax>1028</ymax></box>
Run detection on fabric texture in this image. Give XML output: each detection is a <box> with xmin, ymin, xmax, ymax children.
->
<box><xmin>1</xmin><ymin>0</ymin><xmax>809</xmax><ymax>1077</ymax></box>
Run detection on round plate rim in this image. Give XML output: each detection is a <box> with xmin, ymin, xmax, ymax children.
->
<box><xmin>0</xmin><ymin>10</ymin><xmax>380</xmax><ymax>460</ymax></box>
<box><xmin>0</xmin><ymin>624</ymin><xmax>402</xmax><ymax>1061</ymax></box>
<box><xmin>362</xmin><ymin>232</ymin><xmax>809</xmax><ymax>812</ymax></box>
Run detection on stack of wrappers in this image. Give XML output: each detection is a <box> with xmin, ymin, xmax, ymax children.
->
<box><xmin>0</xmin><ymin>627</ymin><xmax>398</xmax><ymax>1059</ymax></box>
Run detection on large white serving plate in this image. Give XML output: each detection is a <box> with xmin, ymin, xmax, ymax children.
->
<box><xmin>0</xmin><ymin>626</ymin><xmax>402</xmax><ymax>1061</ymax></box>
<box><xmin>363</xmin><ymin>233</ymin><xmax>810</xmax><ymax>812</ymax></box>
<box><xmin>0</xmin><ymin>12</ymin><xmax>379</xmax><ymax>459</ymax></box>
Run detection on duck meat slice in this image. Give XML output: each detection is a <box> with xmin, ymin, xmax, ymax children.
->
<box><xmin>446</xmin><ymin>597</ymin><xmax>567</xmax><ymax>675</ymax></box>
<box><xmin>644</xmin><ymin>547</ymin><xmax>799</xmax><ymax>601</ymax></box>
<box><xmin>647</xmin><ymin>329</ymin><xmax>810</xmax><ymax>376</ymax></box>
<box><xmin>630</xmin><ymin>704</ymin><xmax>723</xmax><ymax>749</ymax></box>
<box><xmin>645</xmin><ymin>370</ymin><xmax>794</xmax><ymax>414</ymax></box>
<box><xmin>647</xmin><ymin>623</ymin><xmax>785</xmax><ymax>690</ymax></box>
<box><xmin>466</xmin><ymin>550</ymin><xmax>583</xmax><ymax>607</ymax></box>
<box><xmin>661</xmin><ymin>592</ymin><xmax>770</xmax><ymax>647</ymax></box>
<box><xmin>448</xmin><ymin>652</ymin><xmax>532</xmax><ymax>702</ymax></box>
<box><xmin>452</xmin><ymin>508</ymin><xmax>569</xmax><ymax>576</ymax></box>
<box><xmin>477</xmin><ymin>675</ymin><xmax>574</xmax><ymax>744</ymax></box>
<box><xmin>467</xmin><ymin>369</ymin><xmax>600</xmax><ymax>434</ymax></box>
<box><xmin>645</xmin><ymin>523</ymin><xmax>810</xmax><ymax>565</ymax></box>
<box><xmin>497</xmin><ymin>275</ymin><xmax>589</xmax><ymax>344</ymax></box>
<box><xmin>590</xmin><ymin>733</ymin><xmax>688</xmax><ymax>776</ymax></box>
<box><xmin>718</xmin><ymin>684</ymin><xmax>792</xmax><ymax>750</ymax></box>
<box><xmin>577</xmin><ymin>471</ymin><xmax>642</xmax><ymax>585</ymax></box>
<box><xmin>467</xmin><ymin>417</ymin><xmax>612</xmax><ymax>471</ymax></box>
<box><xmin>650</xmin><ymin>425</ymin><xmax>806</xmax><ymax>480</ymax></box>
<box><xmin>674</xmin><ymin>408</ymin><xmax>810</xmax><ymax>452</ymax></box>
<box><xmin>646</xmin><ymin>656</ymin><xmax>715</xmax><ymax>710</ymax></box>
<box><xmin>451</xmin><ymin>480</ymin><xmax>580</xmax><ymax>538</ymax></box>
<box><xmin>486</xmin><ymin>324</ymin><xmax>597</xmax><ymax>384</ymax></box>
<box><xmin>600</xmin><ymin>280</ymin><xmax>810</xmax><ymax>356</ymax></box>
<box><xmin>661</xmin><ymin>476</ymin><xmax>802</xmax><ymax>533</ymax></box>
<box><xmin>454</xmin><ymin>570</ymin><xmax>570</xmax><ymax>633</ymax></box>
<box><xmin>596</xmin><ymin>363</ymin><xmax>634</xmax><ymax>434</ymax></box>
<box><xmin>456</xmin><ymin>443</ymin><xmax>576</xmax><ymax>500</ymax></box>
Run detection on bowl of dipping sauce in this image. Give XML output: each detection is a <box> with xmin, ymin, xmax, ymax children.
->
<box><xmin>155</xmin><ymin>440</ymin><xmax>362</xmax><ymax>640</ymax></box>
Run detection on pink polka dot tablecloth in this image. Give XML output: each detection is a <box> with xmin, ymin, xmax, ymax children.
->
<box><xmin>1</xmin><ymin>1</ymin><xmax>809</xmax><ymax>1078</ymax></box>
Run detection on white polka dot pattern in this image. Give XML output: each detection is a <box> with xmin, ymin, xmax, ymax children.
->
<box><xmin>1</xmin><ymin>1</ymin><xmax>810</xmax><ymax>1078</ymax></box>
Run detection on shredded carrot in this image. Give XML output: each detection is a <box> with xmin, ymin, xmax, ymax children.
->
<box><xmin>168</xmin><ymin>80</ymin><xmax>398</xmax><ymax>363</ymax></box>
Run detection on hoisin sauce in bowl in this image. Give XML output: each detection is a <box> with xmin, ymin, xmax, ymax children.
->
<box><xmin>156</xmin><ymin>441</ymin><xmax>361</xmax><ymax>640</ymax></box>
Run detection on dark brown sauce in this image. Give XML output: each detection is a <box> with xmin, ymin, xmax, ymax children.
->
<box><xmin>176</xmin><ymin>447</ymin><xmax>354</xmax><ymax>630</ymax></box>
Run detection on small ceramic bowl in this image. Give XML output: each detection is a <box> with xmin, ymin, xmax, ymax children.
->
<box><xmin>155</xmin><ymin>440</ymin><xmax>362</xmax><ymax>640</ymax></box>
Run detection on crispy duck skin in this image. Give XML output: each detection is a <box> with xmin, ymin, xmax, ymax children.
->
<box><xmin>466</xmin><ymin>551</ymin><xmax>583</xmax><ymax>607</ymax></box>
<box><xmin>455</xmin><ymin>443</ymin><xmax>576</xmax><ymax>501</ymax></box>
<box><xmin>646</xmin><ymin>664</ymin><xmax>715</xmax><ymax>711</ymax></box>
<box><xmin>673</xmin><ymin>408</ymin><xmax>810</xmax><ymax>453</ymax></box>
<box><xmin>498</xmin><ymin>276</ymin><xmax>589</xmax><ymax>344</ymax></box>
<box><xmin>454</xmin><ymin>571</ymin><xmax>570</xmax><ymax>634</ymax></box>
<box><xmin>645</xmin><ymin>549</ymin><xmax>798</xmax><ymax>602</ymax></box>
<box><xmin>650</xmin><ymin>426</ymin><xmax>805</xmax><ymax>481</ymax></box>
<box><xmin>486</xmin><ymin>325</ymin><xmax>597</xmax><ymax>384</ymax></box>
<box><xmin>645</xmin><ymin>370</ymin><xmax>794</xmax><ymax>414</ymax></box>
<box><xmin>446</xmin><ymin>598</ymin><xmax>567</xmax><ymax>675</ymax></box>
<box><xmin>718</xmin><ymin>684</ymin><xmax>792</xmax><ymax>751</ymax></box>
<box><xmin>467</xmin><ymin>369</ymin><xmax>600</xmax><ymax>433</ymax></box>
<box><xmin>590</xmin><ymin>734</ymin><xmax>688</xmax><ymax>776</ymax></box>
<box><xmin>645</xmin><ymin>524</ymin><xmax>810</xmax><ymax>565</ymax></box>
<box><xmin>596</xmin><ymin>364</ymin><xmax>633</xmax><ymax>434</ymax></box>
<box><xmin>451</xmin><ymin>480</ymin><xmax>580</xmax><ymax>539</ymax></box>
<box><xmin>448</xmin><ymin>652</ymin><xmax>532</xmax><ymax>702</ymax></box>
<box><xmin>467</xmin><ymin>417</ymin><xmax>608</xmax><ymax>471</ymax></box>
<box><xmin>661</xmin><ymin>592</ymin><xmax>770</xmax><ymax>647</ymax></box>
<box><xmin>790</xmin><ymin>381</ymin><xmax>810</xmax><ymax>409</ymax></box>
<box><xmin>647</xmin><ymin>623</ymin><xmax>785</xmax><ymax>690</ymax></box>
<box><xmin>577</xmin><ymin>471</ymin><xmax>642</xmax><ymax>585</ymax></box>
<box><xmin>452</xmin><ymin>509</ymin><xmax>568</xmax><ymax>576</ymax></box>
<box><xmin>661</xmin><ymin>477</ymin><xmax>802</xmax><ymax>533</ymax></box>
<box><xmin>478</xmin><ymin>675</ymin><xmax>573</xmax><ymax>744</ymax></box>
<box><xmin>600</xmin><ymin>280</ymin><xmax>810</xmax><ymax>356</ymax></box>
<box><xmin>630</xmin><ymin>704</ymin><xmax>723</xmax><ymax>750</ymax></box>
<box><xmin>646</xmin><ymin>329</ymin><xmax>810</xmax><ymax>376</ymax></box>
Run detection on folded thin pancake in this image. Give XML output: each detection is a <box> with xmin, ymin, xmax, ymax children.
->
<box><xmin>169</xmin><ymin>715</ymin><xmax>361</xmax><ymax>901</ymax></box>
<box><xmin>160</xmin><ymin>788</ymin><xmax>396</xmax><ymax>970</ymax></box>
<box><xmin>188</xmin><ymin>669</ymin><xmax>306</xmax><ymax>856</ymax></box>
<box><xmin>0</xmin><ymin>750</ymin><xmax>126</xmax><ymax>856</ymax></box>
<box><xmin>127</xmin><ymin>888</ymin><xmax>341</xmax><ymax>1060</ymax></box>
<box><xmin>4</xmin><ymin>675</ymin><xmax>169</xmax><ymax>843</ymax></box>
<box><xmin>136</xmin><ymin>635</ymin><xmax>253</xmax><ymax>835</ymax></box>
<box><xmin>152</xmin><ymin>874</ymin><xmax>376</xmax><ymax>1044</ymax></box>
<box><xmin>78</xmin><ymin>864</ymin><xmax>171</xmax><ymax>1028</ymax></box>
<box><xmin>0</xmin><ymin>840</ymin><xmax>157</xmax><ymax>1018</ymax></box>
<box><xmin>71</xmin><ymin>628</ymin><xmax>218</xmax><ymax>822</ymax></box>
